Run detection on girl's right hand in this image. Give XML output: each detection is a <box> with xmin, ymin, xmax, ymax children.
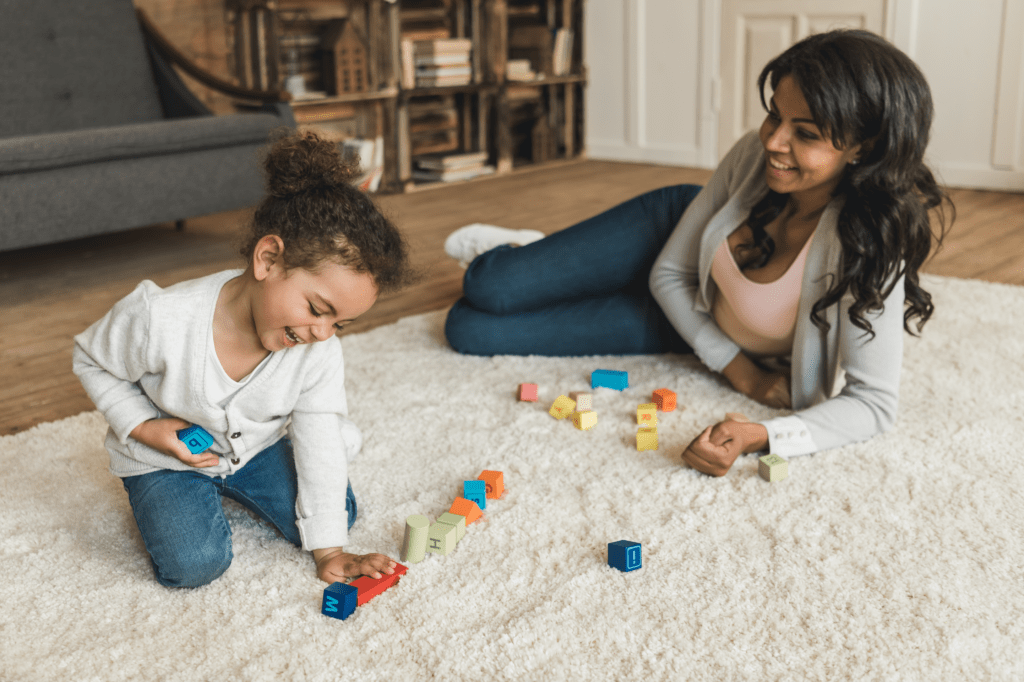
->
<box><xmin>722</xmin><ymin>353</ymin><xmax>792</xmax><ymax>409</ymax></box>
<box><xmin>129</xmin><ymin>418</ymin><xmax>221</xmax><ymax>468</ymax></box>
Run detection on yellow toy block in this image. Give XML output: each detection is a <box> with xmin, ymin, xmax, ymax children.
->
<box><xmin>758</xmin><ymin>453</ymin><xmax>789</xmax><ymax>482</ymax></box>
<box><xmin>636</xmin><ymin>427</ymin><xmax>658</xmax><ymax>451</ymax></box>
<box><xmin>569</xmin><ymin>391</ymin><xmax>593</xmax><ymax>411</ymax></box>
<box><xmin>637</xmin><ymin>403</ymin><xmax>658</xmax><ymax>427</ymax></box>
<box><xmin>573</xmin><ymin>410</ymin><xmax>598</xmax><ymax>431</ymax></box>
<box><xmin>400</xmin><ymin>514</ymin><xmax>430</xmax><ymax>563</ymax></box>
<box><xmin>549</xmin><ymin>395</ymin><xmax>576</xmax><ymax>420</ymax></box>
<box><xmin>479</xmin><ymin>470</ymin><xmax>504</xmax><ymax>499</ymax></box>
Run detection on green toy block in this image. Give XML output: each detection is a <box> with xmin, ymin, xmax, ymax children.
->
<box><xmin>758</xmin><ymin>453</ymin><xmax>789</xmax><ymax>482</ymax></box>
<box><xmin>437</xmin><ymin>512</ymin><xmax>467</xmax><ymax>541</ymax></box>
<box><xmin>427</xmin><ymin>520</ymin><xmax>458</xmax><ymax>555</ymax></box>
<box><xmin>401</xmin><ymin>514</ymin><xmax>430</xmax><ymax>563</ymax></box>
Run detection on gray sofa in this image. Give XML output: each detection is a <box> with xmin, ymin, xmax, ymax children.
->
<box><xmin>0</xmin><ymin>0</ymin><xmax>295</xmax><ymax>252</ymax></box>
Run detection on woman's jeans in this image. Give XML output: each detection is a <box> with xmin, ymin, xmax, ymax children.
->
<box><xmin>445</xmin><ymin>184</ymin><xmax>703</xmax><ymax>356</ymax></box>
<box><xmin>122</xmin><ymin>438</ymin><xmax>357</xmax><ymax>588</ymax></box>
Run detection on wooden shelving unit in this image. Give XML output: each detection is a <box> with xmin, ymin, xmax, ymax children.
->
<box><xmin>227</xmin><ymin>0</ymin><xmax>586</xmax><ymax>193</ymax></box>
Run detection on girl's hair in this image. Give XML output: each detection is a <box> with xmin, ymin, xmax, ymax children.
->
<box><xmin>745</xmin><ymin>29</ymin><xmax>953</xmax><ymax>337</ymax></box>
<box><xmin>240</xmin><ymin>130</ymin><xmax>414</xmax><ymax>294</ymax></box>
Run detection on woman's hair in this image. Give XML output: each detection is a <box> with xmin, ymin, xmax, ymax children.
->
<box><xmin>745</xmin><ymin>29</ymin><xmax>953</xmax><ymax>337</ymax></box>
<box><xmin>240</xmin><ymin>130</ymin><xmax>414</xmax><ymax>294</ymax></box>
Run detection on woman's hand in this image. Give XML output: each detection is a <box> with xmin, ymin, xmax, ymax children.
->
<box><xmin>721</xmin><ymin>353</ymin><xmax>792</xmax><ymax>409</ymax></box>
<box><xmin>681</xmin><ymin>418</ymin><xmax>769</xmax><ymax>477</ymax></box>
<box><xmin>313</xmin><ymin>547</ymin><xmax>396</xmax><ymax>584</ymax></box>
<box><xmin>129</xmin><ymin>418</ymin><xmax>220</xmax><ymax>468</ymax></box>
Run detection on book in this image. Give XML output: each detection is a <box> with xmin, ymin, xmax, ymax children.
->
<box><xmin>412</xmin><ymin>38</ymin><xmax>473</xmax><ymax>55</ymax></box>
<box><xmin>416</xmin><ymin>65</ymin><xmax>472</xmax><ymax>78</ymax></box>
<box><xmin>414</xmin><ymin>54</ymin><xmax>472</xmax><ymax>67</ymax></box>
<box><xmin>416</xmin><ymin>75</ymin><xmax>472</xmax><ymax>87</ymax></box>
<box><xmin>412</xmin><ymin>164</ymin><xmax>495</xmax><ymax>183</ymax></box>
<box><xmin>415</xmin><ymin>150</ymin><xmax>489</xmax><ymax>170</ymax></box>
<box><xmin>400</xmin><ymin>39</ymin><xmax>416</xmax><ymax>89</ymax></box>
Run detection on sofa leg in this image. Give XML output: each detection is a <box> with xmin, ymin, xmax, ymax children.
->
<box><xmin>175</xmin><ymin>219</ymin><xmax>185</xmax><ymax>231</ymax></box>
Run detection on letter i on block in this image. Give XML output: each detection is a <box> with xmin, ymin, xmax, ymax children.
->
<box><xmin>758</xmin><ymin>453</ymin><xmax>789</xmax><ymax>482</ymax></box>
<box><xmin>322</xmin><ymin>582</ymin><xmax>358</xmax><ymax>620</ymax></box>
<box><xmin>463</xmin><ymin>480</ymin><xmax>487</xmax><ymax>510</ymax></box>
<box><xmin>608</xmin><ymin>540</ymin><xmax>642</xmax><ymax>572</ymax></box>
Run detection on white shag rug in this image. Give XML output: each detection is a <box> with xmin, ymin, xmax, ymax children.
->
<box><xmin>2</xmin><ymin>274</ymin><xmax>1023</xmax><ymax>682</ymax></box>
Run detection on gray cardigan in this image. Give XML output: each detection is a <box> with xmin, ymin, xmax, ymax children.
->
<box><xmin>73</xmin><ymin>270</ymin><xmax>362</xmax><ymax>550</ymax></box>
<box><xmin>650</xmin><ymin>131</ymin><xmax>904</xmax><ymax>456</ymax></box>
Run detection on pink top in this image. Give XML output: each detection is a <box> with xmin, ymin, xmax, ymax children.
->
<box><xmin>710</xmin><ymin>230</ymin><xmax>816</xmax><ymax>357</ymax></box>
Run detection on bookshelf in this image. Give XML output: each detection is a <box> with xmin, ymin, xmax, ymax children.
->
<box><xmin>227</xmin><ymin>0</ymin><xmax>586</xmax><ymax>193</ymax></box>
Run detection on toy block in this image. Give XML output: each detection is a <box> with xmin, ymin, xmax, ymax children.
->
<box><xmin>651</xmin><ymin>388</ymin><xmax>677</xmax><ymax>412</ymax></box>
<box><xmin>176</xmin><ymin>424</ymin><xmax>214</xmax><ymax>455</ymax></box>
<box><xmin>591</xmin><ymin>369</ymin><xmax>628</xmax><ymax>391</ymax></box>
<box><xmin>449</xmin><ymin>497</ymin><xmax>483</xmax><ymax>525</ymax></box>
<box><xmin>463</xmin><ymin>480</ymin><xmax>487</xmax><ymax>510</ymax></box>
<box><xmin>569</xmin><ymin>392</ymin><xmax>593</xmax><ymax>411</ymax></box>
<box><xmin>725</xmin><ymin>412</ymin><xmax>750</xmax><ymax>423</ymax></box>
<box><xmin>637</xmin><ymin>403</ymin><xmax>658</xmax><ymax>427</ymax></box>
<box><xmin>636</xmin><ymin>427</ymin><xmax>658</xmax><ymax>451</ymax></box>
<box><xmin>427</xmin><ymin>521</ymin><xmax>458</xmax><ymax>555</ymax></box>
<box><xmin>758</xmin><ymin>453</ymin><xmax>789</xmax><ymax>482</ymax></box>
<box><xmin>518</xmin><ymin>383</ymin><xmax>539</xmax><ymax>402</ymax></box>
<box><xmin>549</xmin><ymin>395</ymin><xmax>576</xmax><ymax>420</ymax></box>
<box><xmin>479</xmin><ymin>470</ymin><xmax>504</xmax><ymax>499</ymax></box>
<box><xmin>437</xmin><ymin>512</ymin><xmax>467</xmax><ymax>541</ymax></box>
<box><xmin>401</xmin><ymin>514</ymin><xmax>430</xmax><ymax>563</ymax></box>
<box><xmin>573</xmin><ymin>410</ymin><xmax>598</xmax><ymax>431</ymax></box>
<box><xmin>349</xmin><ymin>562</ymin><xmax>408</xmax><ymax>606</ymax></box>
<box><xmin>322</xmin><ymin>582</ymin><xmax>358</xmax><ymax>620</ymax></box>
<box><xmin>608</xmin><ymin>540</ymin><xmax>642</xmax><ymax>572</ymax></box>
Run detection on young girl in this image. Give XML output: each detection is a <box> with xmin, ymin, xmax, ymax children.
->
<box><xmin>444</xmin><ymin>30</ymin><xmax>953</xmax><ymax>476</ymax></box>
<box><xmin>74</xmin><ymin>131</ymin><xmax>413</xmax><ymax>588</ymax></box>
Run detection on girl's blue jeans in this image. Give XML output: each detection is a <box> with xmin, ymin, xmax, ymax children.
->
<box><xmin>122</xmin><ymin>438</ymin><xmax>357</xmax><ymax>588</ymax></box>
<box><xmin>444</xmin><ymin>184</ymin><xmax>703</xmax><ymax>356</ymax></box>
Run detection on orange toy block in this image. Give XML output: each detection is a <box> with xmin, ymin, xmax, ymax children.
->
<box><xmin>348</xmin><ymin>562</ymin><xmax>408</xmax><ymax>606</ymax></box>
<box><xmin>519</xmin><ymin>383</ymin><xmax>539</xmax><ymax>401</ymax></box>
<box><xmin>479</xmin><ymin>470</ymin><xmax>505</xmax><ymax>499</ymax></box>
<box><xmin>573</xmin><ymin>410</ymin><xmax>598</xmax><ymax>430</ymax></box>
<box><xmin>449</xmin><ymin>497</ymin><xmax>483</xmax><ymax>525</ymax></box>
<box><xmin>652</xmin><ymin>388</ymin><xmax>677</xmax><ymax>412</ymax></box>
<box><xmin>637</xmin><ymin>403</ymin><xmax>658</xmax><ymax>427</ymax></box>
<box><xmin>636</xmin><ymin>427</ymin><xmax>658</xmax><ymax>451</ymax></box>
<box><xmin>548</xmin><ymin>395</ymin><xmax>576</xmax><ymax>420</ymax></box>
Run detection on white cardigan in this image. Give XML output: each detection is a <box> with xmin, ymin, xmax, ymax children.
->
<box><xmin>73</xmin><ymin>269</ymin><xmax>363</xmax><ymax>550</ymax></box>
<box><xmin>649</xmin><ymin>131</ymin><xmax>904</xmax><ymax>456</ymax></box>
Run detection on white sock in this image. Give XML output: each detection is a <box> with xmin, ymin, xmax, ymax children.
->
<box><xmin>444</xmin><ymin>223</ymin><xmax>545</xmax><ymax>267</ymax></box>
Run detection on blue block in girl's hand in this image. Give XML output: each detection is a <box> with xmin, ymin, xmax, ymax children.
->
<box><xmin>322</xmin><ymin>582</ymin><xmax>358</xmax><ymax>620</ymax></box>
<box><xmin>463</xmin><ymin>480</ymin><xmax>487</xmax><ymax>510</ymax></box>
<box><xmin>176</xmin><ymin>425</ymin><xmax>214</xmax><ymax>455</ymax></box>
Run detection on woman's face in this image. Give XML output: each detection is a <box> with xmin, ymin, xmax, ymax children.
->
<box><xmin>758</xmin><ymin>75</ymin><xmax>862</xmax><ymax>206</ymax></box>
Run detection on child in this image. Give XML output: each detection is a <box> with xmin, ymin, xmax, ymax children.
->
<box><xmin>444</xmin><ymin>30</ymin><xmax>953</xmax><ymax>475</ymax></box>
<box><xmin>73</xmin><ymin>131</ymin><xmax>413</xmax><ymax>588</ymax></box>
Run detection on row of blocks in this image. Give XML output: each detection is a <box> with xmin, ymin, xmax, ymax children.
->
<box><xmin>636</xmin><ymin>388</ymin><xmax>678</xmax><ymax>451</ymax></box>
<box><xmin>401</xmin><ymin>470</ymin><xmax>505</xmax><ymax>561</ymax></box>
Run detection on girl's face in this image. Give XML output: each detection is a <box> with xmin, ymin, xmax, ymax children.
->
<box><xmin>251</xmin><ymin>237</ymin><xmax>378</xmax><ymax>352</ymax></box>
<box><xmin>758</xmin><ymin>75</ymin><xmax>862</xmax><ymax>206</ymax></box>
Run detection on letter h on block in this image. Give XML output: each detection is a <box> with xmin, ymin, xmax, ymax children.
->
<box><xmin>608</xmin><ymin>540</ymin><xmax>642</xmax><ymax>572</ymax></box>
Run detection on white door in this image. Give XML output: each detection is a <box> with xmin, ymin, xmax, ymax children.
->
<box><xmin>718</xmin><ymin>0</ymin><xmax>886</xmax><ymax>159</ymax></box>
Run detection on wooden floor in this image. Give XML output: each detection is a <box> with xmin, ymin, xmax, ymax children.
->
<box><xmin>1</xmin><ymin>159</ymin><xmax>1021</xmax><ymax>436</ymax></box>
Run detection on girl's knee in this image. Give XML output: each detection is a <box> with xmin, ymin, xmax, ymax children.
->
<box><xmin>153</xmin><ymin>543</ymin><xmax>232</xmax><ymax>589</ymax></box>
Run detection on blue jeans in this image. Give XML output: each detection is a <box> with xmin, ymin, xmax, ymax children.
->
<box><xmin>445</xmin><ymin>184</ymin><xmax>703</xmax><ymax>356</ymax></box>
<box><xmin>122</xmin><ymin>438</ymin><xmax>357</xmax><ymax>588</ymax></box>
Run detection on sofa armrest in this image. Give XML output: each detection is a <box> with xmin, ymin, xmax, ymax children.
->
<box><xmin>137</xmin><ymin>7</ymin><xmax>290</xmax><ymax>106</ymax></box>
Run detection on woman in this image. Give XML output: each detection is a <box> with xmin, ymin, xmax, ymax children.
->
<box><xmin>444</xmin><ymin>30</ymin><xmax>952</xmax><ymax>476</ymax></box>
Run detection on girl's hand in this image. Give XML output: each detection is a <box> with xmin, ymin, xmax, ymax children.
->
<box><xmin>129</xmin><ymin>418</ymin><xmax>220</xmax><ymax>468</ymax></box>
<box><xmin>313</xmin><ymin>548</ymin><xmax>396</xmax><ymax>584</ymax></box>
<box><xmin>722</xmin><ymin>353</ymin><xmax>792</xmax><ymax>409</ymax></box>
<box><xmin>681</xmin><ymin>419</ymin><xmax>769</xmax><ymax>477</ymax></box>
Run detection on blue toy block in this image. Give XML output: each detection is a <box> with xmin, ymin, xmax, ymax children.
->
<box><xmin>177</xmin><ymin>425</ymin><xmax>214</xmax><ymax>455</ymax></box>
<box><xmin>322</xmin><ymin>582</ymin><xmax>358</xmax><ymax>620</ymax></box>
<box><xmin>608</xmin><ymin>540</ymin><xmax>642</xmax><ymax>572</ymax></box>
<box><xmin>591</xmin><ymin>369</ymin><xmax>628</xmax><ymax>391</ymax></box>
<box><xmin>463</xmin><ymin>480</ymin><xmax>487</xmax><ymax>510</ymax></box>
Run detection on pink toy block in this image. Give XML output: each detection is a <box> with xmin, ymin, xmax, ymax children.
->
<box><xmin>519</xmin><ymin>383</ymin><xmax>539</xmax><ymax>401</ymax></box>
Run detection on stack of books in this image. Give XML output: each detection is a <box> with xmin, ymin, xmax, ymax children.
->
<box><xmin>412</xmin><ymin>151</ymin><xmax>494</xmax><ymax>183</ymax></box>
<box><xmin>402</xmin><ymin>38</ymin><xmax>473</xmax><ymax>88</ymax></box>
<box><xmin>552</xmin><ymin>28</ymin><xmax>574</xmax><ymax>76</ymax></box>
<box><xmin>506</xmin><ymin>59</ymin><xmax>536</xmax><ymax>82</ymax></box>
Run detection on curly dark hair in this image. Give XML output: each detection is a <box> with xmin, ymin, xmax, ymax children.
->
<box><xmin>744</xmin><ymin>29</ymin><xmax>954</xmax><ymax>337</ymax></box>
<box><xmin>240</xmin><ymin>130</ymin><xmax>414</xmax><ymax>294</ymax></box>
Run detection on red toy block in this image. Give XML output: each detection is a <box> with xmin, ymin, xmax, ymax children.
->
<box><xmin>449</xmin><ymin>497</ymin><xmax>483</xmax><ymax>525</ymax></box>
<box><xmin>348</xmin><ymin>562</ymin><xmax>408</xmax><ymax>606</ymax></box>
<box><xmin>479</xmin><ymin>470</ymin><xmax>504</xmax><ymax>499</ymax></box>
<box><xmin>518</xmin><ymin>383</ymin><xmax>539</xmax><ymax>401</ymax></box>
<box><xmin>652</xmin><ymin>388</ymin><xmax>676</xmax><ymax>412</ymax></box>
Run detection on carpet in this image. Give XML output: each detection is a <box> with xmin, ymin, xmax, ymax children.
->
<box><xmin>2</xmin><ymin>274</ymin><xmax>1023</xmax><ymax>682</ymax></box>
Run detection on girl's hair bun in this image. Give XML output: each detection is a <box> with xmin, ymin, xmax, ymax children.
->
<box><xmin>264</xmin><ymin>129</ymin><xmax>359</xmax><ymax>197</ymax></box>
